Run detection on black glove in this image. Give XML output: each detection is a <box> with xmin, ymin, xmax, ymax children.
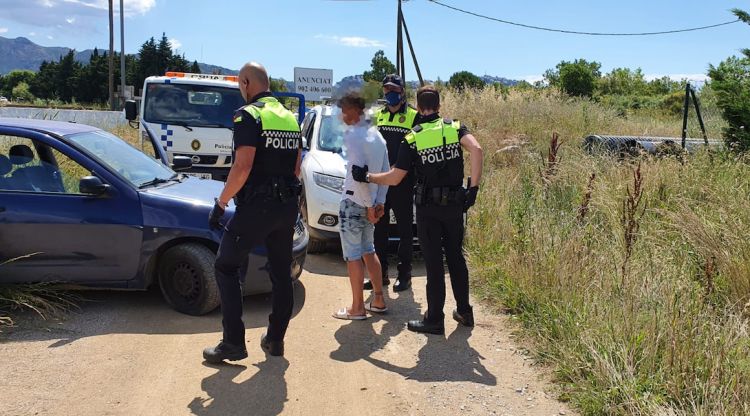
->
<box><xmin>464</xmin><ymin>186</ymin><xmax>479</xmax><ymax>212</ymax></box>
<box><xmin>209</xmin><ymin>198</ymin><xmax>226</xmax><ymax>230</ymax></box>
<box><xmin>352</xmin><ymin>164</ymin><xmax>369</xmax><ymax>183</ymax></box>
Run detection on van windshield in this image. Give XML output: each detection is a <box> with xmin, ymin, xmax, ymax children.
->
<box><xmin>143</xmin><ymin>83</ymin><xmax>246</xmax><ymax>129</ymax></box>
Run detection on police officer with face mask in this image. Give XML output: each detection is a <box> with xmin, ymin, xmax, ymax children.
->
<box><xmin>203</xmin><ymin>62</ymin><xmax>302</xmax><ymax>362</ymax></box>
<box><xmin>351</xmin><ymin>85</ymin><xmax>483</xmax><ymax>335</ymax></box>
<box><xmin>364</xmin><ymin>74</ymin><xmax>419</xmax><ymax>293</ymax></box>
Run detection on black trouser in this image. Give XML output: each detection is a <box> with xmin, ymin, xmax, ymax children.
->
<box><xmin>214</xmin><ymin>195</ymin><xmax>298</xmax><ymax>345</ymax></box>
<box><xmin>374</xmin><ymin>177</ymin><xmax>414</xmax><ymax>279</ymax></box>
<box><xmin>416</xmin><ymin>203</ymin><xmax>471</xmax><ymax>323</ymax></box>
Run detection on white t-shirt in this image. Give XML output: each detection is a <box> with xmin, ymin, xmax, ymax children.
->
<box><xmin>341</xmin><ymin>118</ymin><xmax>389</xmax><ymax>207</ymax></box>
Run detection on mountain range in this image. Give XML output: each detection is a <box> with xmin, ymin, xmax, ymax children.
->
<box><xmin>0</xmin><ymin>35</ymin><xmax>519</xmax><ymax>91</ymax></box>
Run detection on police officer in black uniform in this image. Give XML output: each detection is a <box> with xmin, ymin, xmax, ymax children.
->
<box><xmin>365</xmin><ymin>74</ymin><xmax>420</xmax><ymax>292</ymax></box>
<box><xmin>352</xmin><ymin>85</ymin><xmax>483</xmax><ymax>335</ymax></box>
<box><xmin>204</xmin><ymin>62</ymin><xmax>302</xmax><ymax>362</ymax></box>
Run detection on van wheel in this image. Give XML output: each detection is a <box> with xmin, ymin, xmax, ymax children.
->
<box><xmin>158</xmin><ymin>243</ymin><xmax>220</xmax><ymax>315</ymax></box>
<box><xmin>300</xmin><ymin>183</ymin><xmax>328</xmax><ymax>254</ymax></box>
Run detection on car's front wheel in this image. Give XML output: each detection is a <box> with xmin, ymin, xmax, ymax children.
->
<box><xmin>158</xmin><ymin>243</ymin><xmax>220</xmax><ymax>315</ymax></box>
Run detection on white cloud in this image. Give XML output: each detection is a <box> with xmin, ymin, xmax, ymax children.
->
<box><xmin>1</xmin><ymin>0</ymin><xmax>156</xmax><ymax>32</ymax></box>
<box><xmin>0</xmin><ymin>28</ymin><xmax>8</xmax><ymax>34</ymax></box>
<box><xmin>169</xmin><ymin>38</ymin><xmax>182</xmax><ymax>50</ymax></box>
<box><xmin>314</xmin><ymin>34</ymin><xmax>385</xmax><ymax>48</ymax></box>
<box><xmin>47</xmin><ymin>35</ymin><xmax>54</xmax><ymax>40</ymax></box>
<box><xmin>520</xmin><ymin>75</ymin><xmax>544</xmax><ymax>84</ymax></box>
<box><xmin>644</xmin><ymin>73</ymin><xmax>709</xmax><ymax>83</ymax></box>
<box><xmin>29</xmin><ymin>32</ymin><xmax>37</xmax><ymax>36</ymax></box>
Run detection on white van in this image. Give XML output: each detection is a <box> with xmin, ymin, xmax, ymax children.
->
<box><xmin>129</xmin><ymin>72</ymin><xmax>245</xmax><ymax>181</ymax></box>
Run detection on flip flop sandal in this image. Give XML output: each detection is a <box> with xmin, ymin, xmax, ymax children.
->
<box><xmin>364</xmin><ymin>301</ymin><xmax>388</xmax><ymax>314</ymax></box>
<box><xmin>332</xmin><ymin>307</ymin><xmax>368</xmax><ymax>320</ymax></box>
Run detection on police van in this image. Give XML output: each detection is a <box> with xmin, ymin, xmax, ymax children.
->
<box><xmin>125</xmin><ymin>72</ymin><xmax>247</xmax><ymax>181</ymax></box>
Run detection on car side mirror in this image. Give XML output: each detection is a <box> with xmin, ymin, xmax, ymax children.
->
<box><xmin>79</xmin><ymin>176</ymin><xmax>110</xmax><ymax>196</ymax></box>
<box><xmin>172</xmin><ymin>156</ymin><xmax>192</xmax><ymax>171</ymax></box>
<box><xmin>302</xmin><ymin>136</ymin><xmax>309</xmax><ymax>150</ymax></box>
<box><xmin>125</xmin><ymin>100</ymin><xmax>138</xmax><ymax>121</ymax></box>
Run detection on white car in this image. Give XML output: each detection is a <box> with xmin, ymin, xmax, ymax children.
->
<box><xmin>299</xmin><ymin>104</ymin><xmax>416</xmax><ymax>253</ymax></box>
<box><xmin>299</xmin><ymin>105</ymin><xmax>346</xmax><ymax>252</ymax></box>
<box><xmin>0</xmin><ymin>96</ymin><xmax>9</xmax><ymax>104</ymax></box>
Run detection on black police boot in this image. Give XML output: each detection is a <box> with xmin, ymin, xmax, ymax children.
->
<box><xmin>203</xmin><ymin>341</ymin><xmax>248</xmax><ymax>364</ymax></box>
<box><xmin>453</xmin><ymin>308</ymin><xmax>475</xmax><ymax>327</ymax></box>
<box><xmin>407</xmin><ymin>314</ymin><xmax>445</xmax><ymax>335</ymax></box>
<box><xmin>261</xmin><ymin>334</ymin><xmax>284</xmax><ymax>357</ymax></box>
<box><xmin>393</xmin><ymin>273</ymin><xmax>411</xmax><ymax>292</ymax></box>
<box><xmin>363</xmin><ymin>276</ymin><xmax>390</xmax><ymax>290</ymax></box>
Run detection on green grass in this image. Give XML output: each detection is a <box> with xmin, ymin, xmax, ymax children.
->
<box><xmin>445</xmin><ymin>88</ymin><xmax>750</xmax><ymax>415</ymax></box>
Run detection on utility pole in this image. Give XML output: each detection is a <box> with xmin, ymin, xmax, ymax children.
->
<box><xmin>120</xmin><ymin>0</ymin><xmax>126</xmax><ymax>106</ymax></box>
<box><xmin>396</xmin><ymin>0</ymin><xmax>424</xmax><ymax>87</ymax></box>
<box><xmin>108</xmin><ymin>0</ymin><xmax>114</xmax><ymax>110</ymax></box>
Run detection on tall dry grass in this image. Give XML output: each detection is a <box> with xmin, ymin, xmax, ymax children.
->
<box><xmin>445</xmin><ymin>87</ymin><xmax>749</xmax><ymax>415</ymax></box>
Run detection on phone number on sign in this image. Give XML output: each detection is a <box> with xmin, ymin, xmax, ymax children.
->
<box><xmin>296</xmin><ymin>86</ymin><xmax>332</xmax><ymax>93</ymax></box>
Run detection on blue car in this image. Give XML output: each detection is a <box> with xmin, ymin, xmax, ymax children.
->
<box><xmin>0</xmin><ymin>118</ymin><xmax>308</xmax><ymax>315</ymax></box>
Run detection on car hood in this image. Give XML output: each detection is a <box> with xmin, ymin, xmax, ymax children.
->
<box><xmin>138</xmin><ymin>176</ymin><xmax>233</xmax><ymax>239</ymax></box>
<box><xmin>310</xmin><ymin>150</ymin><xmax>346</xmax><ymax>178</ymax></box>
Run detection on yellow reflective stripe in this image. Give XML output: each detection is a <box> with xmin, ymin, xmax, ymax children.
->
<box><xmin>412</xmin><ymin>119</ymin><xmax>460</xmax><ymax>151</ymax></box>
<box><xmin>376</xmin><ymin>106</ymin><xmax>418</xmax><ymax>128</ymax></box>
<box><xmin>233</xmin><ymin>115</ymin><xmax>243</xmax><ymax>123</ymax></box>
<box><xmin>241</xmin><ymin>98</ymin><xmax>300</xmax><ymax>133</ymax></box>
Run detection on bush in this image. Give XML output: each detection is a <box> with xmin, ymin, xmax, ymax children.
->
<box><xmin>708</xmin><ymin>55</ymin><xmax>750</xmax><ymax>151</ymax></box>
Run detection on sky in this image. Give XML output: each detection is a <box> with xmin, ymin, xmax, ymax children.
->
<box><xmin>0</xmin><ymin>0</ymin><xmax>748</xmax><ymax>83</ymax></box>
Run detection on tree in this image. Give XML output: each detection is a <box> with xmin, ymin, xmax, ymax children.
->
<box><xmin>56</xmin><ymin>50</ymin><xmax>81</xmax><ymax>102</ymax></box>
<box><xmin>1</xmin><ymin>70</ymin><xmax>36</xmax><ymax>98</ymax></box>
<box><xmin>190</xmin><ymin>60</ymin><xmax>201</xmax><ymax>74</ymax></box>
<box><xmin>361</xmin><ymin>80</ymin><xmax>383</xmax><ymax>103</ymax></box>
<box><xmin>544</xmin><ymin>59</ymin><xmax>602</xmax><ymax>97</ymax></box>
<box><xmin>448</xmin><ymin>71</ymin><xmax>484</xmax><ymax>90</ymax></box>
<box><xmin>12</xmin><ymin>82</ymin><xmax>35</xmax><ymax>102</ymax></box>
<box><xmin>363</xmin><ymin>50</ymin><xmax>396</xmax><ymax>83</ymax></box>
<box><xmin>598</xmin><ymin>67</ymin><xmax>647</xmax><ymax>96</ymax></box>
<box><xmin>708</xmin><ymin>8</ymin><xmax>750</xmax><ymax>151</ymax></box>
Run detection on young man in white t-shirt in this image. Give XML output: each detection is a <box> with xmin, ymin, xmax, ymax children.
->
<box><xmin>332</xmin><ymin>92</ymin><xmax>390</xmax><ymax>320</ymax></box>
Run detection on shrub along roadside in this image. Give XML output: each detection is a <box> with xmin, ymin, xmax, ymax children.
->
<box><xmin>445</xmin><ymin>88</ymin><xmax>749</xmax><ymax>415</ymax></box>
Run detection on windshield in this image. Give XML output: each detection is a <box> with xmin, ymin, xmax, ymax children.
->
<box><xmin>143</xmin><ymin>83</ymin><xmax>246</xmax><ymax>129</ymax></box>
<box><xmin>317</xmin><ymin>115</ymin><xmax>346</xmax><ymax>153</ymax></box>
<box><xmin>67</xmin><ymin>130</ymin><xmax>175</xmax><ymax>187</ymax></box>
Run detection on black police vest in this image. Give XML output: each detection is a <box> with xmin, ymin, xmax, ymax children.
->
<box><xmin>405</xmin><ymin>118</ymin><xmax>464</xmax><ymax>188</ymax></box>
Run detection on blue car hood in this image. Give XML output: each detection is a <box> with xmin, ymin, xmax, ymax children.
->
<box><xmin>138</xmin><ymin>176</ymin><xmax>234</xmax><ymax>238</ymax></box>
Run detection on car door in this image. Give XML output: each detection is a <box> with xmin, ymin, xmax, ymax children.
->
<box><xmin>0</xmin><ymin>128</ymin><xmax>143</xmax><ymax>285</ymax></box>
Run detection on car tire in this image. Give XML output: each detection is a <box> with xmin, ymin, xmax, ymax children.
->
<box><xmin>158</xmin><ymin>243</ymin><xmax>220</xmax><ymax>316</ymax></box>
<box><xmin>299</xmin><ymin>183</ymin><xmax>328</xmax><ymax>254</ymax></box>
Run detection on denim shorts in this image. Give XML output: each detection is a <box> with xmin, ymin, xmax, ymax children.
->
<box><xmin>339</xmin><ymin>198</ymin><xmax>375</xmax><ymax>261</ymax></box>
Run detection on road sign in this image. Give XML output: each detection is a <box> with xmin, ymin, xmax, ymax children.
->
<box><xmin>294</xmin><ymin>67</ymin><xmax>333</xmax><ymax>102</ymax></box>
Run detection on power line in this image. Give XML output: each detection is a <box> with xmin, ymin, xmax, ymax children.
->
<box><xmin>426</xmin><ymin>0</ymin><xmax>741</xmax><ymax>36</ymax></box>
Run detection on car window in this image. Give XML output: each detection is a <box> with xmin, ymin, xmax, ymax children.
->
<box><xmin>318</xmin><ymin>115</ymin><xmax>345</xmax><ymax>153</ymax></box>
<box><xmin>49</xmin><ymin>148</ymin><xmax>93</xmax><ymax>194</ymax></box>
<box><xmin>0</xmin><ymin>134</ymin><xmax>90</xmax><ymax>194</ymax></box>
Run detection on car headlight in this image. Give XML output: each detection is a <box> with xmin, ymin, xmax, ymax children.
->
<box><xmin>313</xmin><ymin>172</ymin><xmax>344</xmax><ymax>193</ymax></box>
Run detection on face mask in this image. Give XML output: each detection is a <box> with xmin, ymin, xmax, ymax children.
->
<box><xmin>384</xmin><ymin>91</ymin><xmax>402</xmax><ymax>106</ymax></box>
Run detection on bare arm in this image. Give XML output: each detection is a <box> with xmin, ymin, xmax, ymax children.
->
<box><xmin>218</xmin><ymin>146</ymin><xmax>255</xmax><ymax>205</ymax></box>
<box><xmin>460</xmin><ymin>133</ymin><xmax>483</xmax><ymax>187</ymax></box>
<box><xmin>368</xmin><ymin>167</ymin><xmax>408</xmax><ymax>187</ymax></box>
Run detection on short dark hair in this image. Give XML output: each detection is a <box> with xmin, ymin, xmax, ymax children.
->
<box><xmin>337</xmin><ymin>91</ymin><xmax>365</xmax><ymax>112</ymax></box>
<box><xmin>416</xmin><ymin>85</ymin><xmax>440</xmax><ymax>111</ymax></box>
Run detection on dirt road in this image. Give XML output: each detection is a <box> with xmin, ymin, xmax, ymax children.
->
<box><xmin>1</xmin><ymin>253</ymin><xmax>573</xmax><ymax>416</ymax></box>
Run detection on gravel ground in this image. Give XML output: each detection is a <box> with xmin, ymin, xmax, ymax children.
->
<box><xmin>0</xmin><ymin>252</ymin><xmax>574</xmax><ymax>416</ymax></box>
